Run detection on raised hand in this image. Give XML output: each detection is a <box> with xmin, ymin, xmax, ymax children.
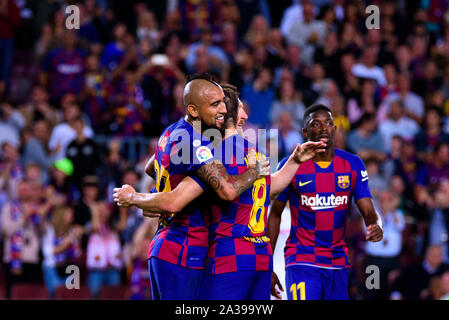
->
<box><xmin>247</xmin><ymin>148</ymin><xmax>271</xmax><ymax>178</ymax></box>
<box><xmin>113</xmin><ymin>184</ymin><xmax>136</xmax><ymax>207</ymax></box>
<box><xmin>292</xmin><ymin>141</ymin><xmax>326</xmax><ymax>164</ymax></box>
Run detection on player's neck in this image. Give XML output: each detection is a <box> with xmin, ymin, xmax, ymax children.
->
<box><xmin>185</xmin><ymin>115</ymin><xmax>206</xmax><ymax>134</ymax></box>
<box><xmin>224</xmin><ymin>127</ymin><xmax>238</xmax><ymax>139</ymax></box>
<box><xmin>313</xmin><ymin>147</ymin><xmax>334</xmax><ymax>162</ymax></box>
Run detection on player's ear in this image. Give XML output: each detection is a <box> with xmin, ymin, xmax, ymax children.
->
<box><xmin>302</xmin><ymin>127</ymin><xmax>308</xmax><ymax>139</ymax></box>
<box><xmin>187</xmin><ymin>104</ymin><xmax>199</xmax><ymax>119</ymax></box>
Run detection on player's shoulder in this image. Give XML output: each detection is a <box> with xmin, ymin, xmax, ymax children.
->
<box><xmin>335</xmin><ymin>148</ymin><xmax>363</xmax><ymax>165</ymax></box>
<box><xmin>228</xmin><ymin>134</ymin><xmax>255</xmax><ymax>152</ymax></box>
<box><xmin>335</xmin><ymin>149</ymin><xmax>366</xmax><ymax>174</ymax></box>
<box><xmin>277</xmin><ymin>156</ymin><xmax>290</xmax><ymax>170</ymax></box>
<box><xmin>168</xmin><ymin>118</ymin><xmax>190</xmax><ymax>133</ymax></box>
<box><xmin>164</xmin><ymin>118</ymin><xmax>193</xmax><ymax>141</ymax></box>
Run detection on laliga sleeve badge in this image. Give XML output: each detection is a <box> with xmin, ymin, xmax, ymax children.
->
<box><xmin>196</xmin><ymin>146</ymin><xmax>213</xmax><ymax>163</ymax></box>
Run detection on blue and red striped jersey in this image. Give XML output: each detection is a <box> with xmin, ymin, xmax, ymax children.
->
<box><xmin>148</xmin><ymin>118</ymin><xmax>215</xmax><ymax>269</ymax></box>
<box><xmin>206</xmin><ymin>134</ymin><xmax>273</xmax><ymax>274</ymax></box>
<box><xmin>276</xmin><ymin>148</ymin><xmax>372</xmax><ymax>269</ymax></box>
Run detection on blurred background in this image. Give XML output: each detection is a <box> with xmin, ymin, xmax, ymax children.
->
<box><xmin>1</xmin><ymin>0</ymin><xmax>449</xmax><ymax>300</ymax></box>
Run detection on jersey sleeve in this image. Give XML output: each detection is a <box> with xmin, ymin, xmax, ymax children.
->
<box><xmin>187</xmin><ymin>138</ymin><xmax>217</xmax><ymax>172</ymax></box>
<box><xmin>274</xmin><ymin>156</ymin><xmax>292</xmax><ymax>203</ymax></box>
<box><xmin>169</xmin><ymin>127</ymin><xmax>217</xmax><ymax>174</ymax></box>
<box><xmin>186</xmin><ymin>173</ymin><xmax>208</xmax><ymax>191</ymax></box>
<box><xmin>352</xmin><ymin>155</ymin><xmax>373</xmax><ymax>200</ymax></box>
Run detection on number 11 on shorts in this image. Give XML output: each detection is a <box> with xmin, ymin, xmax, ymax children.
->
<box><xmin>290</xmin><ymin>282</ymin><xmax>306</xmax><ymax>300</ymax></box>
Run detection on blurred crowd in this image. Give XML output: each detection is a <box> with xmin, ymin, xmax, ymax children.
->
<box><xmin>1</xmin><ymin>0</ymin><xmax>449</xmax><ymax>300</ymax></box>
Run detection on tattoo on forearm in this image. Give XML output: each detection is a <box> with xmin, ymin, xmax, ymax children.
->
<box><xmin>197</xmin><ymin>161</ymin><xmax>258</xmax><ymax>196</ymax></box>
<box><xmin>197</xmin><ymin>161</ymin><xmax>225</xmax><ymax>192</ymax></box>
<box><xmin>232</xmin><ymin>168</ymin><xmax>257</xmax><ymax>196</ymax></box>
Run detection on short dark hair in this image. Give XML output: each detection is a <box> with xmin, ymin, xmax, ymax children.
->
<box><xmin>221</xmin><ymin>83</ymin><xmax>239</xmax><ymax>127</ymax></box>
<box><xmin>186</xmin><ymin>73</ymin><xmax>220</xmax><ymax>87</ymax></box>
<box><xmin>303</xmin><ymin>104</ymin><xmax>333</xmax><ymax>128</ymax></box>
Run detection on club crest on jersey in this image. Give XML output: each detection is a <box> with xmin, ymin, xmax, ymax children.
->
<box><xmin>158</xmin><ymin>135</ymin><xmax>168</xmax><ymax>151</ymax></box>
<box><xmin>196</xmin><ymin>146</ymin><xmax>213</xmax><ymax>163</ymax></box>
<box><xmin>338</xmin><ymin>175</ymin><xmax>350</xmax><ymax>189</ymax></box>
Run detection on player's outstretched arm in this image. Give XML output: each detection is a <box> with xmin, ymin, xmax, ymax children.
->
<box><xmin>270</xmin><ymin>141</ymin><xmax>326</xmax><ymax>199</ymax></box>
<box><xmin>196</xmin><ymin>149</ymin><xmax>270</xmax><ymax>201</ymax></box>
<box><xmin>356</xmin><ymin>197</ymin><xmax>383</xmax><ymax>242</ymax></box>
<box><xmin>113</xmin><ymin>176</ymin><xmax>204</xmax><ymax>213</ymax></box>
<box><xmin>267</xmin><ymin>199</ymin><xmax>287</xmax><ymax>299</ymax></box>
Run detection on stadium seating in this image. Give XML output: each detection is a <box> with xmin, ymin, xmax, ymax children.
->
<box><xmin>54</xmin><ymin>285</ymin><xmax>92</xmax><ymax>300</ymax></box>
<box><xmin>98</xmin><ymin>285</ymin><xmax>128</xmax><ymax>300</ymax></box>
<box><xmin>11</xmin><ymin>283</ymin><xmax>49</xmax><ymax>300</ymax></box>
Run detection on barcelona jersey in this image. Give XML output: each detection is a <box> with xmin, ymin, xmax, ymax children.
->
<box><xmin>148</xmin><ymin>118</ymin><xmax>216</xmax><ymax>269</ymax></box>
<box><xmin>206</xmin><ymin>134</ymin><xmax>273</xmax><ymax>274</ymax></box>
<box><xmin>276</xmin><ymin>148</ymin><xmax>372</xmax><ymax>269</ymax></box>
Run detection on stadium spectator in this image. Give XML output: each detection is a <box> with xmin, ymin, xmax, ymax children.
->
<box><xmin>0</xmin><ymin>101</ymin><xmax>25</xmax><ymax>148</ymax></box>
<box><xmin>414</xmin><ymin>106</ymin><xmax>449</xmax><ymax>162</ymax></box>
<box><xmin>313</xmin><ymin>78</ymin><xmax>340</xmax><ymax>109</ymax></box>
<box><xmin>0</xmin><ymin>142</ymin><xmax>22</xmax><ymax>208</ymax></box>
<box><xmin>391</xmin><ymin>245</ymin><xmax>449</xmax><ymax>300</ymax></box>
<box><xmin>128</xmin><ymin>218</ymin><xmax>158</xmax><ymax>300</ymax></box>
<box><xmin>1</xmin><ymin>180</ymin><xmax>48</xmax><ymax>298</ymax></box>
<box><xmin>414</xmin><ymin>142</ymin><xmax>449</xmax><ymax>205</ymax></box>
<box><xmin>100</xmin><ymin>23</ymin><xmax>128</xmax><ymax>73</ymax></box>
<box><xmin>352</xmin><ymin>46</ymin><xmax>386</xmax><ymax>86</ymax></box>
<box><xmin>41</xmin><ymin>205</ymin><xmax>82</xmax><ymax>298</ymax></box>
<box><xmin>365</xmin><ymin>158</ymin><xmax>389</xmax><ymax>203</ymax></box>
<box><xmin>22</xmin><ymin>120</ymin><xmax>52</xmax><ymax>183</ymax></box>
<box><xmin>241</xmin><ymin>66</ymin><xmax>275</xmax><ymax>128</ymax></box>
<box><xmin>380</xmin><ymin>73</ymin><xmax>425</xmax><ymax>125</ymax></box>
<box><xmin>185</xmin><ymin>26</ymin><xmax>229</xmax><ymax>78</ymax></box>
<box><xmin>389</xmin><ymin>136</ymin><xmax>418</xmax><ymax>188</ymax></box>
<box><xmin>313</xmin><ymin>31</ymin><xmax>341</xmax><ymax>79</ymax></box>
<box><xmin>347</xmin><ymin>79</ymin><xmax>380</xmax><ymax>125</ymax></box>
<box><xmin>335</xmin><ymin>52</ymin><xmax>359</xmax><ymax>100</ymax></box>
<box><xmin>0</xmin><ymin>0</ymin><xmax>21</xmax><ymax>97</ymax></box>
<box><xmin>364</xmin><ymin>191</ymin><xmax>405</xmax><ymax>300</ymax></box>
<box><xmin>136</xmin><ymin>10</ymin><xmax>160</xmax><ymax>49</ymax></box>
<box><xmin>48</xmin><ymin>103</ymin><xmax>94</xmax><ymax>162</ymax></box>
<box><xmin>40</xmin><ymin>30</ymin><xmax>87</xmax><ymax>103</ymax></box>
<box><xmin>285</xmin><ymin>1</ymin><xmax>326</xmax><ymax>66</ymax></box>
<box><xmin>45</xmin><ymin>158</ymin><xmax>74</xmax><ymax>208</ymax></box>
<box><xmin>66</xmin><ymin>117</ymin><xmax>100</xmax><ymax>189</ymax></box>
<box><xmin>97</xmin><ymin>139</ymin><xmax>126</xmax><ymax>203</ymax></box>
<box><xmin>73</xmin><ymin>175</ymin><xmax>101</xmax><ymax>241</ymax></box>
<box><xmin>83</xmin><ymin>54</ymin><xmax>110</xmax><ymax>131</ymax></box>
<box><xmin>347</xmin><ymin>113</ymin><xmax>386</xmax><ymax>162</ymax></box>
<box><xmin>274</xmin><ymin>111</ymin><xmax>303</xmax><ymax>160</ymax></box>
<box><xmin>269</xmin><ymin>78</ymin><xmax>305</xmax><ymax>130</ymax></box>
<box><xmin>115</xmin><ymin>169</ymin><xmax>144</xmax><ymax>271</ymax></box>
<box><xmin>379</xmin><ymin>100</ymin><xmax>420</xmax><ymax>153</ymax></box>
<box><xmin>379</xmin><ymin>64</ymin><xmax>398</xmax><ymax>101</ymax></box>
<box><xmin>273</xmin><ymin>44</ymin><xmax>308</xmax><ymax>90</ymax></box>
<box><xmin>18</xmin><ymin>85</ymin><xmax>59</xmax><ymax>129</ymax></box>
<box><xmin>86</xmin><ymin>201</ymin><xmax>122</xmax><ymax>299</ymax></box>
<box><xmin>428</xmin><ymin>180</ymin><xmax>449</xmax><ymax>264</ymax></box>
<box><xmin>331</xmin><ymin>96</ymin><xmax>350</xmax><ymax>133</ymax></box>
<box><xmin>244</xmin><ymin>14</ymin><xmax>270</xmax><ymax>48</ymax></box>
